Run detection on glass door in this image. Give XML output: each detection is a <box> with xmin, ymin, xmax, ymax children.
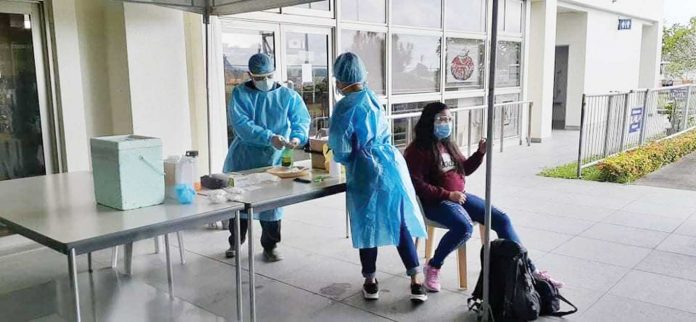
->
<box><xmin>0</xmin><ymin>2</ymin><xmax>53</xmax><ymax>182</ymax></box>
<box><xmin>281</xmin><ymin>26</ymin><xmax>332</xmax><ymax>139</ymax></box>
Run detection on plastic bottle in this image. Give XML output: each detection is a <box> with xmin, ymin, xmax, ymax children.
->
<box><xmin>281</xmin><ymin>147</ymin><xmax>294</xmax><ymax>167</ymax></box>
<box><xmin>185</xmin><ymin>150</ymin><xmax>201</xmax><ymax>191</ymax></box>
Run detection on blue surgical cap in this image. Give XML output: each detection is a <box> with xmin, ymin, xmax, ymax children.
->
<box><xmin>334</xmin><ymin>52</ymin><xmax>367</xmax><ymax>84</ymax></box>
<box><xmin>248</xmin><ymin>53</ymin><xmax>274</xmax><ymax>76</ymax></box>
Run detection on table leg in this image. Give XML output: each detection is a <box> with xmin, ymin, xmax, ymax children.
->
<box><xmin>164</xmin><ymin>233</ymin><xmax>174</xmax><ymax>298</ymax></box>
<box><xmin>124</xmin><ymin>243</ymin><xmax>133</xmax><ymax>276</ymax></box>
<box><xmin>176</xmin><ymin>232</ymin><xmax>186</xmax><ymax>264</ymax></box>
<box><xmin>154</xmin><ymin>236</ymin><xmax>161</xmax><ymax>254</ymax></box>
<box><xmin>88</xmin><ymin>252</ymin><xmax>93</xmax><ymax>273</ymax></box>
<box><xmin>234</xmin><ymin>210</ymin><xmax>243</xmax><ymax>322</ymax></box>
<box><xmin>68</xmin><ymin>249</ymin><xmax>82</xmax><ymax>322</ymax></box>
<box><xmin>248</xmin><ymin>208</ymin><xmax>256</xmax><ymax>322</ymax></box>
<box><xmin>111</xmin><ymin>246</ymin><xmax>118</xmax><ymax>269</ymax></box>
<box><xmin>345</xmin><ymin>210</ymin><xmax>350</xmax><ymax>239</ymax></box>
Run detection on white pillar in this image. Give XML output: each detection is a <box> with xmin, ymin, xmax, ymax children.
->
<box><xmin>527</xmin><ymin>0</ymin><xmax>557</xmax><ymax>141</ymax></box>
<box><xmin>639</xmin><ymin>23</ymin><xmax>662</xmax><ymax>88</ymax></box>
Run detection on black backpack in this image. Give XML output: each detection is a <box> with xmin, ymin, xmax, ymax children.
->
<box><xmin>468</xmin><ymin>239</ymin><xmax>540</xmax><ymax>322</ymax></box>
<box><xmin>534</xmin><ymin>276</ymin><xmax>578</xmax><ymax>317</ymax></box>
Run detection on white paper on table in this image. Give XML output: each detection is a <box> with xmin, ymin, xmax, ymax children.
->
<box><xmin>301</xmin><ymin>64</ymin><xmax>313</xmax><ymax>83</ymax></box>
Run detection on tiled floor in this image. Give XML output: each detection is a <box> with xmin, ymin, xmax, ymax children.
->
<box><xmin>2</xmin><ymin>130</ymin><xmax>696</xmax><ymax>321</ymax></box>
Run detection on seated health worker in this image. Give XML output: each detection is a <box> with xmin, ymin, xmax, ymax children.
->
<box><xmin>328</xmin><ymin>52</ymin><xmax>429</xmax><ymax>303</ymax></box>
<box><xmin>404</xmin><ymin>102</ymin><xmax>563</xmax><ymax>292</ymax></box>
<box><xmin>224</xmin><ymin>53</ymin><xmax>310</xmax><ymax>262</ymax></box>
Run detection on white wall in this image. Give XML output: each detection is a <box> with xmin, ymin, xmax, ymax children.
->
<box><xmin>556</xmin><ymin>12</ymin><xmax>587</xmax><ymax>127</ymax></box>
<box><xmin>123</xmin><ymin>3</ymin><xmax>192</xmax><ymax>157</ymax></box>
<box><xmin>639</xmin><ymin>23</ymin><xmax>662</xmax><ymax>88</ymax></box>
<box><xmin>50</xmin><ymin>0</ymin><xmax>90</xmax><ymax>171</ymax></box>
<box><xmin>559</xmin><ymin>0</ymin><xmax>664</xmax><ymax>22</ymax></box>
<box><xmin>583</xmin><ymin>10</ymin><xmax>644</xmax><ymax>93</ymax></box>
<box><xmin>527</xmin><ymin>0</ymin><xmax>557</xmax><ymax>140</ymax></box>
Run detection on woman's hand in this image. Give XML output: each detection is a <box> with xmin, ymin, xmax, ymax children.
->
<box><xmin>477</xmin><ymin>138</ymin><xmax>487</xmax><ymax>155</ymax></box>
<box><xmin>449</xmin><ymin>191</ymin><xmax>467</xmax><ymax>204</ymax></box>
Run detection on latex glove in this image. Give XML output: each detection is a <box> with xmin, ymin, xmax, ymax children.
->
<box><xmin>287</xmin><ymin>138</ymin><xmax>301</xmax><ymax>149</ymax></box>
<box><xmin>271</xmin><ymin>135</ymin><xmax>285</xmax><ymax>150</ymax></box>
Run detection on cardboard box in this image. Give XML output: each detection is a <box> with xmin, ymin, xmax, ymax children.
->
<box><xmin>309</xmin><ymin>137</ymin><xmax>329</xmax><ymax>170</ymax></box>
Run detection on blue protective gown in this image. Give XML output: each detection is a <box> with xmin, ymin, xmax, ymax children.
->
<box><xmin>224</xmin><ymin>81</ymin><xmax>310</xmax><ymax>221</ymax></box>
<box><xmin>329</xmin><ymin>89</ymin><xmax>426</xmax><ymax>249</ymax></box>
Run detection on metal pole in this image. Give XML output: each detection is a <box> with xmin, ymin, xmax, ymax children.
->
<box><xmin>482</xmin><ymin>0</ymin><xmax>500</xmax><ymax>320</ymax></box>
<box><xmin>527</xmin><ymin>102</ymin><xmax>533</xmax><ymax>146</ymax></box>
<box><xmin>639</xmin><ymin>90</ymin><xmax>649</xmax><ymax>145</ymax></box>
<box><xmin>468</xmin><ymin>110</ymin><xmax>473</xmax><ymax>155</ymax></box>
<box><xmin>165</xmin><ymin>234</ymin><xmax>174</xmax><ymax>298</ymax></box>
<box><xmin>124</xmin><ymin>243</ymin><xmax>133</xmax><ymax>276</ymax></box>
<box><xmin>88</xmin><ymin>252</ymin><xmax>93</xmax><ymax>274</ymax></box>
<box><xmin>682</xmin><ymin>86</ymin><xmax>692</xmax><ymax>132</ymax></box>
<box><xmin>68</xmin><ymin>249</ymin><xmax>81</xmax><ymax>322</ymax></box>
<box><xmin>619</xmin><ymin>92</ymin><xmax>630</xmax><ymax>151</ymax></box>
<box><xmin>111</xmin><ymin>246</ymin><xmax>119</xmax><ymax>269</ymax></box>
<box><xmin>602</xmin><ymin>96</ymin><xmax>614</xmax><ymax>157</ymax></box>
<box><xmin>577</xmin><ymin>95</ymin><xmax>586</xmax><ymax>178</ymax></box>
<box><xmin>176</xmin><ymin>231</ymin><xmax>186</xmax><ymax>264</ymax></box>
<box><xmin>234</xmin><ymin>211</ymin><xmax>243</xmax><ymax>322</ymax></box>
<box><xmin>248</xmin><ymin>208</ymin><xmax>257</xmax><ymax>322</ymax></box>
<box><xmin>518</xmin><ymin>103</ymin><xmax>523</xmax><ymax>146</ymax></box>
<box><xmin>204</xmin><ymin>2</ymin><xmax>213</xmax><ymax>175</ymax></box>
<box><xmin>345</xmin><ymin>210</ymin><xmax>350</xmax><ymax>239</ymax></box>
<box><xmin>499</xmin><ymin>106</ymin><xmax>505</xmax><ymax>152</ymax></box>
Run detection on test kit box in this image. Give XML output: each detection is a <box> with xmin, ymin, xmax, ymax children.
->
<box><xmin>309</xmin><ymin>137</ymin><xmax>329</xmax><ymax>170</ymax></box>
<box><xmin>90</xmin><ymin>135</ymin><xmax>165</xmax><ymax>210</ymax></box>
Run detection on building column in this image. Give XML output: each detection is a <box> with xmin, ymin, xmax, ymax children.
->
<box><xmin>639</xmin><ymin>22</ymin><xmax>662</xmax><ymax>88</ymax></box>
<box><xmin>527</xmin><ymin>0</ymin><xmax>557</xmax><ymax>141</ymax></box>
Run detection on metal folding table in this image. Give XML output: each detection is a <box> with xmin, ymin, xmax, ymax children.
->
<box><xmin>0</xmin><ymin>171</ymin><xmax>245</xmax><ymax>322</ymax></box>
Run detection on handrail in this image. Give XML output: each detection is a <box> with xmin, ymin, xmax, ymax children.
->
<box><xmin>386</xmin><ymin>100</ymin><xmax>531</xmax><ymax>120</ymax></box>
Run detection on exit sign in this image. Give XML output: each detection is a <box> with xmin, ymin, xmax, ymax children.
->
<box><xmin>618</xmin><ymin>19</ymin><xmax>632</xmax><ymax>30</ymax></box>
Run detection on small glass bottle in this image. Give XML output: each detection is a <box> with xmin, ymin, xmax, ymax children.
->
<box><xmin>281</xmin><ymin>147</ymin><xmax>294</xmax><ymax>167</ymax></box>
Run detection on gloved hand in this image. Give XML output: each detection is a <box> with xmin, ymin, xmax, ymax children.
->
<box><xmin>286</xmin><ymin>138</ymin><xmax>301</xmax><ymax>149</ymax></box>
<box><xmin>271</xmin><ymin>135</ymin><xmax>286</xmax><ymax>149</ymax></box>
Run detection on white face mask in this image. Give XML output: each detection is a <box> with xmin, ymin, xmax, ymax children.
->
<box><xmin>254</xmin><ymin>78</ymin><xmax>274</xmax><ymax>92</ymax></box>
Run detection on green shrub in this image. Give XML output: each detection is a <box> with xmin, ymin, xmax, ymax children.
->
<box><xmin>597</xmin><ymin>129</ymin><xmax>696</xmax><ymax>183</ymax></box>
<box><xmin>539</xmin><ymin>163</ymin><xmax>604</xmax><ymax>181</ymax></box>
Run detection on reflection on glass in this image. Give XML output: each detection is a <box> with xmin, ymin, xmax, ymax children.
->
<box><xmin>341</xmin><ymin>30</ymin><xmax>386</xmax><ymax>95</ymax></box>
<box><xmin>0</xmin><ymin>13</ymin><xmax>45</xmax><ymax>181</ymax></box>
<box><xmin>445</xmin><ymin>97</ymin><xmax>484</xmax><ymax>149</ymax></box>
<box><xmin>495</xmin><ymin>93</ymin><xmax>521</xmax><ymax>138</ymax></box>
<box><xmin>391</xmin><ymin>101</ymin><xmax>437</xmax><ymax>148</ymax></box>
<box><xmin>341</xmin><ymin>0</ymin><xmax>385</xmax><ymax>23</ymax></box>
<box><xmin>446</xmin><ymin>38</ymin><xmax>485</xmax><ymax>91</ymax></box>
<box><xmin>496</xmin><ymin>41</ymin><xmax>521</xmax><ymax>88</ymax></box>
<box><xmin>285</xmin><ymin>32</ymin><xmax>329</xmax><ymax>138</ymax></box>
<box><xmin>392</xmin><ymin>34</ymin><xmax>441</xmax><ymax>94</ymax></box>
<box><xmin>392</xmin><ymin>0</ymin><xmax>441</xmax><ymax>28</ymax></box>
<box><xmin>221</xmin><ymin>28</ymin><xmax>275</xmax><ymax>146</ymax></box>
<box><xmin>293</xmin><ymin>0</ymin><xmax>330</xmax><ymax>10</ymax></box>
<box><xmin>505</xmin><ymin>0</ymin><xmax>523</xmax><ymax>33</ymax></box>
<box><xmin>446</xmin><ymin>0</ymin><xmax>484</xmax><ymax>32</ymax></box>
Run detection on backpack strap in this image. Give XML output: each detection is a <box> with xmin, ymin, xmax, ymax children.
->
<box><xmin>550</xmin><ymin>294</ymin><xmax>578</xmax><ymax>317</ymax></box>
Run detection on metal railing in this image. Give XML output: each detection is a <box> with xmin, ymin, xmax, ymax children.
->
<box><xmin>388</xmin><ymin>101</ymin><xmax>533</xmax><ymax>154</ymax></box>
<box><xmin>577</xmin><ymin>85</ymin><xmax>696</xmax><ymax>177</ymax></box>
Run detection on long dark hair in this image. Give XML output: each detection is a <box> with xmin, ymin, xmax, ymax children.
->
<box><xmin>411</xmin><ymin>102</ymin><xmax>467</xmax><ymax>178</ymax></box>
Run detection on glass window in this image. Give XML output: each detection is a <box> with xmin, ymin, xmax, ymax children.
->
<box><xmin>495</xmin><ymin>93</ymin><xmax>522</xmax><ymax>138</ymax></box>
<box><xmin>392</xmin><ymin>0</ymin><xmax>441</xmax><ymax>29</ymax></box>
<box><xmin>391</xmin><ymin>101</ymin><xmax>437</xmax><ymax>148</ymax></box>
<box><xmin>221</xmin><ymin>28</ymin><xmax>276</xmax><ymax>146</ymax></box>
<box><xmin>505</xmin><ymin>0</ymin><xmax>523</xmax><ymax>33</ymax></box>
<box><xmin>392</xmin><ymin>34</ymin><xmax>442</xmax><ymax>94</ymax></box>
<box><xmin>341</xmin><ymin>0</ymin><xmax>386</xmax><ymax>23</ymax></box>
<box><xmin>446</xmin><ymin>0</ymin><xmax>485</xmax><ymax>32</ymax></box>
<box><xmin>496</xmin><ymin>41</ymin><xmax>521</xmax><ymax>88</ymax></box>
<box><xmin>445</xmin><ymin>97</ymin><xmax>485</xmax><ymax>148</ymax></box>
<box><xmin>285</xmin><ymin>32</ymin><xmax>330</xmax><ymax>138</ymax></box>
<box><xmin>292</xmin><ymin>0</ymin><xmax>330</xmax><ymax>10</ymax></box>
<box><xmin>446</xmin><ymin>38</ymin><xmax>485</xmax><ymax>91</ymax></box>
<box><xmin>0</xmin><ymin>12</ymin><xmax>46</xmax><ymax>180</ymax></box>
<box><xmin>341</xmin><ymin>30</ymin><xmax>386</xmax><ymax>95</ymax></box>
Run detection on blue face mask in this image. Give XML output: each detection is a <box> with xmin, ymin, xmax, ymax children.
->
<box><xmin>434</xmin><ymin>122</ymin><xmax>452</xmax><ymax>140</ymax></box>
<box><xmin>254</xmin><ymin>79</ymin><xmax>274</xmax><ymax>92</ymax></box>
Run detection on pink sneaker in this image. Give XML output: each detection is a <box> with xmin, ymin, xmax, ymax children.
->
<box><xmin>423</xmin><ymin>263</ymin><xmax>441</xmax><ymax>292</ymax></box>
<box><xmin>534</xmin><ymin>270</ymin><xmax>565</xmax><ymax>289</ymax></box>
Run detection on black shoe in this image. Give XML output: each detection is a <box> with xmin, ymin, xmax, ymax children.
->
<box><xmin>363</xmin><ymin>280</ymin><xmax>379</xmax><ymax>300</ymax></box>
<box><xmin>263</xmin><ymin>248</ymin><xmax>283</xmax><ymax>262</ymax></box>
<box><xmin>225</xmin><ymin>247</ymin><xmax>236</xmax><ymax>258</ymax></box>
<box><xmin>410</xmin><ymin>283</ymin><xmax>428</xmax><ymax>303</ymax></box>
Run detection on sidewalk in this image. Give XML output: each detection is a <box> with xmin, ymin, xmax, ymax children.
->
<box><xmin>1</xmin><ymin>130</ymin><xmax>696</xmax><ymax>321</ymax></box>
<box><xmin>636</xmin><ymin>151</ymin><xmax>696</xmax><ymax>191</ymax></box>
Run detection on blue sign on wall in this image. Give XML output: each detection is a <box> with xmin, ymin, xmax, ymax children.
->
<box><xmin>629</xmin><ymin>107</ymin><xmax>643</xmax><ymax>133</ymax></box>
<box><xmin>618</xmin><ymin>19</ymin><xmax>632</xmax><ymax>30</ymax></box>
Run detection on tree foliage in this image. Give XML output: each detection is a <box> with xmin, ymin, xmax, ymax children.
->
<box><xmin>663</xmin><ymin>17</ymin><xmax>696</xmax><ymax>79</ymax></box>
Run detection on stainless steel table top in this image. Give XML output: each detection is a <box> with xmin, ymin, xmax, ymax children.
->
<box><xmin>0</xmin><ymin>172</ymin><xmax>244</xmax><ymax>254</ymax></box>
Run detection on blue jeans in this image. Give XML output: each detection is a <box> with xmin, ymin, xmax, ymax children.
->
<box><xmin>359</xmin><ymin>217</ymin><xmax>420</xmax><ymax>279</ymax></box>
<box><xmin>424</xmin><ymin>194</ymin><xmax>535</xmax><ymax>271</ymax></box>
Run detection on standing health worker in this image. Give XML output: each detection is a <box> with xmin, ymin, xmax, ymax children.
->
<box><xmin>224</xmin><ymin>53</ymin><xmax>310</xmax><ymax>262</ymax></box>
<box><xmin>328</xmin><ymin>52</ymin><xmax>429</xmax><ymax>303</ymax></box>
